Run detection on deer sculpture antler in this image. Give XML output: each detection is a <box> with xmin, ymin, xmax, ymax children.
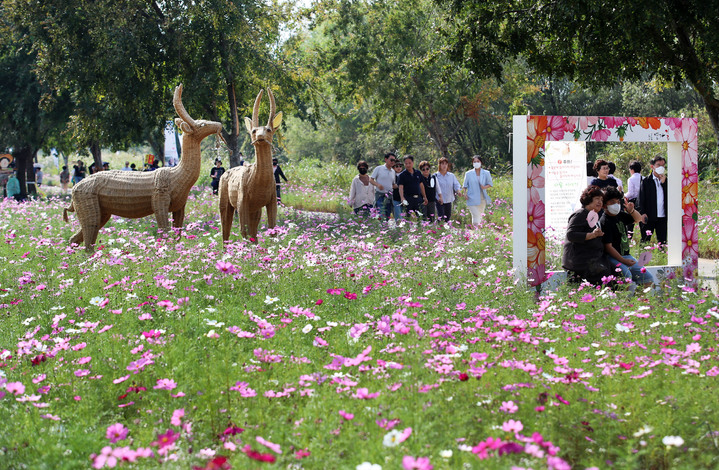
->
<box><xmin>173</xmin><ymin>84</ymin><xmax>197</xmax><ymax>133</ymax></box>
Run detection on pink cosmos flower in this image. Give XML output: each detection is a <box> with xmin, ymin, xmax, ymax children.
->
<box><xmin>544</xmin><ymin>115</ymin><xmax>567</xmax><ymax>141</ymax></box>
<box><xmin>500</xmin><ymin>401</ymin><xmax>518</xmax><ymax>414</ymax></box>
<box><xmin>591</xmin><ymin>128</ymin><xmax>612</xmax><ymax>141</ymax></box>
<box><xmin>256</xmin><ymin>436</ymin><xmax>282</xmax><ymax>454</ymax></box>
<box><xmin>215</xmin><ymin>261</ymin><xmax>237</xmax><ymax>274</ymax></box>
<box><xmin>502</xmin><ymin>419</ymin><xmax>524</xmax><ymax>433</ymax></box>
<box><xmin>171</xmin><ymin>408</ymin><xmax>185</xmax><ymax>426</ymax></box>
<box><xmin>5</xmin><ymin>382</ymin><xmax>25</xmax><ymax>395</ymax></box>
<box><xmin>601</xmin><ymin>116</ymin><xmax>626</xmax><ymax>129</ymax></box>
<box><xmin>527</xmin><ymin>200</ymin><xmax>545</xmax><ymax>233</ymax></box>
<box><xmin>106</xmin><ymin>423</ymin><xmax>129</xmax><ymax>443</ymax></box>
<box><xmin>402</xmin><ymin>455</ymin><xmax>433</xmax><ymax>470</ymax></box>
<box><xmin>682</xmin><ymin>216</ymin><xmax>698</xmax><ymax>261</ymax></box>
<box><xmin>527</xmin><ymin>163</ymin><xmax>544</xmax><ymax>205</ymax></box>
<box><xmin>153</xmin><ymin>378</ymin><xmax>177</xmax><ymax>390</ymax></box>
<box><xmin>151</xmin><ymin>429</ymin><xmax>179</xmax><ymax>449</ymax></box>
<box><xmin>339</xmin><ymin>410</ymin><xmax>354</xmax><ymax>420</ymax></box>
<box><xmin>353</xmin><ymin>387</ymin><xmax>380</xmax><ymax>399</ymax></box>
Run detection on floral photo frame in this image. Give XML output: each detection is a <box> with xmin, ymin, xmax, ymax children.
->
<box><xmin>513</xmin><ymin>115</ymin><xmax>698</xmax><ymax>287</ymax></box>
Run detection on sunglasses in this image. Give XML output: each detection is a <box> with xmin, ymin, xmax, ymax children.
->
<box><xmin>389</xmin><ymin>159</ymin><xmax>397</xmax><ymax>163</ymax></box>
<box><xmin>394</xmin><ymin>164</ymin><xmax>403</xmax><ymax>168</ymax></box>
<box><xmin>421</xmin><ymin>167</ymin><xmax>430</xmax><ymax>170</ymax></box>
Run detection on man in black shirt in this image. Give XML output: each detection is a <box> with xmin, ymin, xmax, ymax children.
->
<box><xmin>397</xmin><ymin>155</ymin><xmax>427</xmax><ymax>218</ymax></box>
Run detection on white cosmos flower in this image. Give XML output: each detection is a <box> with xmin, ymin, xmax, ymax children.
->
<box><xmin>264</xmin><ymin>295</ymin><xmax>279</xmax><ymax>304</ymax></box>
<box><xmin>356</xmin><ymin>463</ymin><xmax>381</xmax><ymax>470</ymax></box>
<box><xmin>662</xmin><ymin>435</ymin><xmax>684</xmax><ymax>447</ymax></box>
<box><xmin>302</xmin><ymin>324</ymin><xmax>313</xmax><ymax>334</ymax></box>
<box><xmin>382</xmin><ymin>430</ymin><xmax>402</xmax><ymax>447</ymax></box>
<box><xmin>615</xmin><ymin>323</ymin><xmax>630</xmax><ymax>333</ymax></box>
<box><xmin>439</xmin><ymin>449</ymin><xmax>453</xmax><ymax>459</ymax></box>
<box><xmin>633</xmin><ymin>425</ymin><xmax>653</xmax><ymax>438</ymax></box>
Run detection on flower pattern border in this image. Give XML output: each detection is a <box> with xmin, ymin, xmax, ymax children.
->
<box><xmin>526</xmin><ymin>115</ymin><xmax>698</xmax><ymax>286</ymax></box>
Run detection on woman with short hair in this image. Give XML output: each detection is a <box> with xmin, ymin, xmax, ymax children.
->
<box><xmin>562</xmin><ymin>185</ymin><xmax>613</xmax><ymax>284</ymax></box>
<box><xmin>349</xmin><ymin>160</ymin><xmax>381</xmax><ymax>216</ymax></box>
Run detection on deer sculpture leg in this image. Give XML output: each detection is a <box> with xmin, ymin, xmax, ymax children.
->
<box><xmin>218</xmin><ymin>179</ymin><xmax>236</xmax><ymax>242</ymax></box>
<box><xmin>74</xmin><ymin>196</ymin><xmax>103</xmax><ymax>252</ymax></box>
<box><xmin>172</xmin><ymin>206</ymin><xmax>186</xmax><ymax>237</ymax></box>
<box><xmin>152</xmin><ymin>193</ymin><xmax>172</xmax><ymax>234</ymax></box>
<box><xmin>69</xmin><ymin>229</ymin><xmax>84</xmax><ymax>247</ymax></box>
<box><xmin>265</xmin><ymin>201</ymin><xmax>277</xmax><ymax>229</ymax></box>
<box><xmin>247</xmin><ymin>210</ymin><xmax>263</xmax><ymax>240</ymax></box>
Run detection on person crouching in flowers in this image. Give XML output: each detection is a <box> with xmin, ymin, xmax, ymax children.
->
<box><xmin>599</xmin><ymin>186</ymin><xmax>655</xmax><ymax>288</ymax></box>
<box><xmin>562</xmin><ymin>185</ymin><xmax>613</xmax><ymax>285</ymax></box>
<box><xmin>348</xmin><ymin>160</ymin><xmax>382</xmax><ymax>216</ymax></box>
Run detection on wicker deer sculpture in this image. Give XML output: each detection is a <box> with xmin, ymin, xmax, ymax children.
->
<box><xmin>63</xmin><ymin>84</ymin><xmax>223</xmax><ymax>252</ymax></box>
<box><xmin>218</xmin><ymin>88</ymin><xmax>282</xmax><ymax>242</ymax></box>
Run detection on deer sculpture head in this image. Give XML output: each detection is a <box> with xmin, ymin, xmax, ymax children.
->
<box><xmin>173</xmin><ymin>84</ymin><xmax>224</xmax><ymax>140</ymax></box>
<box><xmin>244</xmin><ymin>88</ymin><xmax>283</xmax><ymax>144</ymax></box>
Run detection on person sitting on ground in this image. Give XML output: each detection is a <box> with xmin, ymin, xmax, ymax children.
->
<box><xmin>418</xmin><ymin>160</ymin><xmax>438</xmax><ymax>222</ymax></box>
<box><xmin>348</xmin><ymin>160</ymin><xmax>381</xmax><ymax>216</ymax></box>
<box><xmin>561</xmin><ymin>185</ymin><xmax>613</xmax><ymax>284</ymax></box>
<box><xmin>397</xmin><ymin>155</ymin><xmax>428</xmax><ymax>219</ymax></box>
<box><xmin>435</xmin><ymin>157</ymin><xmax>461</xmax><ymax>223</ymax></box>
<box><xmin>599</xmin><ymin>186</ymin><xmax>654</xmax><ymax>288</ymax></box>
<box><xmin>589</xmin><ymin>159</ymin><xmax>618</xmax><ymax>189</ymax></box>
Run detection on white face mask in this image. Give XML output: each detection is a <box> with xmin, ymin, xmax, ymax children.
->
<box><xmin>654</xmin><ymin>165</ymin><xmax>665</xmax><ymax>175</ymax></box>
<box><xmin>607</xmin><ymin>203</ymin><xmax>621</xmax><ymax>216</ymax></box>
<box><xmin>473</xmin><ymin>162</ymin><xmax>482</xmax><ymax>169</ymax></box>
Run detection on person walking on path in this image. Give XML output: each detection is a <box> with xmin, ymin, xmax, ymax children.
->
<box><xmin>370</xmin><ymin>153</ymin><xmax>396</xmax><ymax>220</ymax></box>
<box><xmin>273</xmin><ymin>158</ymin><xmax>288</xmax><ymax>203</ymax></box>
<box><xmin>419</xmin><ymin>161</ymin><xmax>438</xmax><ymax>222</ymax></box>
<box><xmin>60</xmin><ymin>166</ymin><xmax>70</xmax><ymax>191</ymax></box>
<box><xmin>210</xmin><ymin>159</ymin><xmax>226</xmax><ymax>195</ymax></box>
<box><xmin>435</xmin><ymin>157</ymin><xmax>461</xmax><ymax>223</ymax></box>
<box><xmin>397</xmin><ymin>155</ymin><xmax>428</xmax><ymax>219</ymax></box>
<box><xmin>461</xmin><ymin>155</ymin><xmax>493</xmax><ymax>227</ymax></box>
<box><xmin>349</xmin><ymin>160</ymin><xmax>381</xmax><ymax>216</ymax></box>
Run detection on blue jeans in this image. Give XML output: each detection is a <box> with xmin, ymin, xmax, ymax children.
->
<box><xmin>607</xmin><ymin>255</ymin><xmax>655</xmax><ymax>285</ymax></box>
<box><xmin>374</xmin><ymin>193</ymin><xmax>393</xmax><ymax>220</ymax></box>
<box><xmin>392</xmin><ymin>200</ymin><xmax>402</xmax><ymax>220</ymax></box>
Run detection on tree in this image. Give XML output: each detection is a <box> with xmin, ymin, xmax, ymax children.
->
<box><xmin>440</xmin><ymin>0</ymin><xmax>719</xmax><ymax>157</ymax></box>
<box><xmin>0</xmin><ymin>4</ymin><xmax>71</xmax><ymax>198</ymax></box>
<box><xmin>293</xmin><ymin>0</ymin><xmax>503</xmax><ymax>161</ymax></box>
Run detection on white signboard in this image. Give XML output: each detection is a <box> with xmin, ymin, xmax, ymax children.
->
<box><xmin>164</xmin><ymin>121</ymin><xmax>179</xmax><ymax>167</ymax></box>
<box><xmin>544</xmin><ymin>141</ymin><xmax>587</xmax><ymax>233</ymax></box>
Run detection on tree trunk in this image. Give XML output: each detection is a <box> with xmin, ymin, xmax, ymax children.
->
<box><xmin>703</xmin><ymin>96</ymin><xmax>719</xmax><ymax>162</ymax></box>
<box><xmin>90</xmin><ymin>141</ymin><xmax>103</xmax><ymax>171</ymax></box>
<box><xmin>13</xmin><ymin>146</ymin><xmax>33</xmax><ymax>199</ymax></box>
<box><xmin>226</xmin><ymin>81</ymin><xmax>241</xmax><ymax>168</ymax></box>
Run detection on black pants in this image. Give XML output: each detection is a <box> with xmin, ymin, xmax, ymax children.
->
<box><xmin>211</xmin><ymin>180</ymin><xmax>220</xmax><ymax>194</ymax></box>
<box><xmin>640</xmin><ymin>217</ymin><xmax>667</xmax><ymax>245</ymax></box>
<box><xmin>276</xmin><ymin>184</ymin><xmax>282</xmax><ymax>202</ymax></box>
<box><xmin>639</xmin><ymin>217</ymin><xmax>667</xmax><ymax>245</ymax></box>
<box><xmin>404</xmin><ymin>195</ymin><xmax>422</xmax><ymax>218</ymax></box>
<box><xmin>423</xmin><ymin>201</ymin><xmax>437</xmax><ymax>222</ymax></box>
<box><xmin>436</xmin><ymin>202</ymin><xmax>453</xmax><ymax>222</ymax></box>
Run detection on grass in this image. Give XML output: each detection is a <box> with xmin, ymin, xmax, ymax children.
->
<box><xmin>1</xmin><ymin>182</ymin><xmax>719</xmax><ymax>470</ymax></box>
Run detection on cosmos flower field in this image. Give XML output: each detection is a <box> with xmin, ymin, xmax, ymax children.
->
<box><xmin>1</xmin><ymin>184</ymin><xmax>719</xmax><ymax>470</ymax></box>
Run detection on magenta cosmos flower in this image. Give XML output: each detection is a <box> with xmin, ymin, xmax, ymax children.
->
<box><xmin>106</xmin><ymin>423</ymin><xmax>129</xmax><ymax>443</ymax></box>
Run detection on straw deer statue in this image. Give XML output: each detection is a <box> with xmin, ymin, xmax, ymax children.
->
<box><xmin>63</xmin><ymin>84</ymin><xmax>224</xmax><ymax>252</ymax></box>
<box><xmin>218</xmin><ymin>88</ymin><xmax>282</xmax><ymax>242</ymax></box>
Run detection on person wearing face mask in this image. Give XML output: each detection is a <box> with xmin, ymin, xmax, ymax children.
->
<box><xmin>600</xmin><ymin>187</ymin><xmax>654</xmax><ymax>287</ymax></box>
<box><xmin>349</xmin><ymin>160</ymin><xmax>382</xmax><ymax>216</ymax></box>
<box><xmin>562</xmin><ymin>186</ymin><xmax>613</xmax><ymax>285</ymax></box>
<box><xmin>637</xmin><ymin>156</ymin><xmax>668</xmax><ymax>245</ymax></box>
<box><xmin>461</xmin><ymin>155</ymin><xmax>493</xmax><ymax>227</ymax></box>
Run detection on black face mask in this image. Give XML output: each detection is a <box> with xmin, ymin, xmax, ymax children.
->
<box><xmin>358</xmin><ymin>168</ymin><xmax>368</xmax><ymax>175</ymax></box>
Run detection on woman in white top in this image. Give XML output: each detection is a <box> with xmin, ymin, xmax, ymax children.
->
<box><xmin>461</xmin><ymin>155</ymin><xmax>493</xmax><ymax>227</ymax></box>
<box><xmin>434</xmin><ymin>157</ymin><xmax>461</xmax><ymax>222</ymax></box>
<box><xmin>349</xmin><ymin>160</ymin><xmax>381</xmax><ymax>216</ymax></box>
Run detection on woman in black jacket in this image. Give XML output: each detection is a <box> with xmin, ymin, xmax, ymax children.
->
<box><xmin>562</xmin><ymin>186</ymin><xmax>613</xmax><ymax>284</ymax></box>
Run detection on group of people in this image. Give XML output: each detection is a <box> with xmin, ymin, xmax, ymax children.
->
<box><xmin>348</xmin><ymin>152</ymin><xmax>493</xmax><ymax>225</ymax></box>
<box><xmin>563</xmin><ymin>156</ymin><xmax>669</xmax><ymax>287</ymax></box>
